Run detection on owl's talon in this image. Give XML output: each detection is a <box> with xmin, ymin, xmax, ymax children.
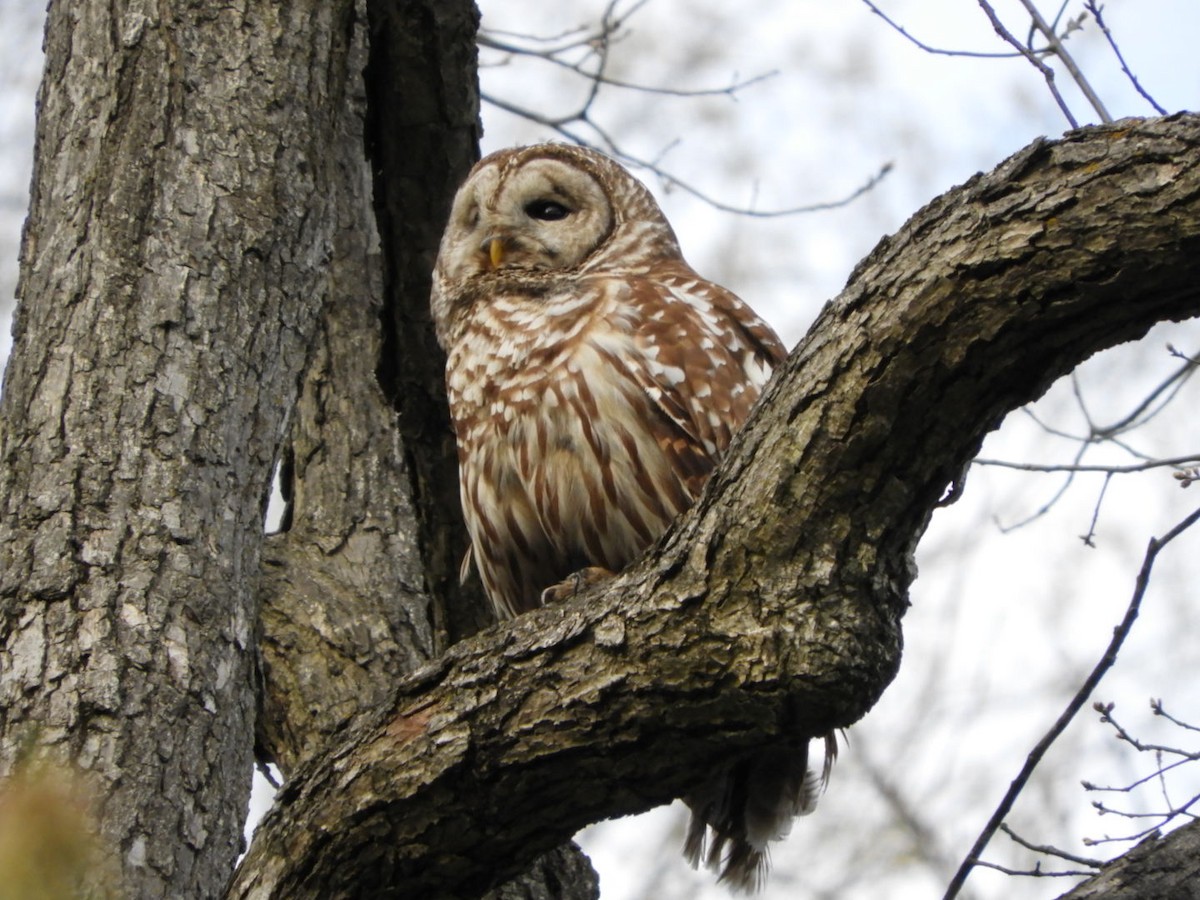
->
<box><xmin>540</xmin><ymin>566</ymin><xmax>615</xmax><ymax>604</ymax></box>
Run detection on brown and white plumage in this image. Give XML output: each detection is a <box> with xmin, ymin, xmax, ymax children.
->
<box><xmin>431</xmin><ymin>143</ymin><xmax>830</xmax><ymax>890</ymax></box>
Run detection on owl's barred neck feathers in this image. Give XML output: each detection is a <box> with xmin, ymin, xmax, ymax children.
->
<box><xmin>431</xmin><ymin>142</ymin><xmax>831</xmax><ymax>892</ymax></box>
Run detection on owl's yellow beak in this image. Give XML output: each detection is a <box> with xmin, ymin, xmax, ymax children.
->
<box><xmin>487</xmin><ymin>237</ymin><xmax>505</xmax><ymax>269</ymax></box>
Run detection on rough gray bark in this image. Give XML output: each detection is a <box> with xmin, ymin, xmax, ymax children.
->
<box><xmin>365</xmin><ymin>0</ymin><xmax>494</xmax><ymax>647</ymax></box>
<box><xmin>228</xmin><ymin>114</ymin><xmax>1200</xmax><ymax>898</ymax></box>
<box><xmin>1059</xmin><ymin>821</ymin><xmax>1200</xmax><ymax>900</ymax></box>
<box><xmin>253</xmin><ymin>0</ymin><xmax>458</xmax><ymax>779</ymax></box>
<box><xmin>0</xmin><ymin>1</ymin><xmax>363</xmax><ymax>897</ymax></box>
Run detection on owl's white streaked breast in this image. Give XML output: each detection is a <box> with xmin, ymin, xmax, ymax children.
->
<box><xmin>445</xmin><ymin>278</ymin><xmax>693</xmax><ymax>617</ymax></box>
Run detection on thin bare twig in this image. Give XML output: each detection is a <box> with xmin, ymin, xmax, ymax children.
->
<box><xmin>999</xmin><ymin>824</ymin><xmax>1105</xmax><ymax>868</ymax></box>
<box><xmin>1085</xmin><ymin>788</ymin><xmax>1200</xmax><ymax>846</ymax></box>
<box><xmin>1047</xmin><ymin>1</ymin><xmax>1074</xmax><ymax>33</ymax></box>
<box><xmin>972</xmin><ymin>860</ymin><xmax>1094</xmax><ymax>878</ymax></box>
<box><xmin>985</xmin><ymin>347</ymin><xmax>1200</xmax><ymax>530</ymax></box>
<box><xmin>1015</xmin><ymin>0</ymin><xmax>1113</xmax><ymax>123</ymax></box>
<box><xmin>861</xmin><ymin>0</ymin><xmax>1033</xmax><ymax>58</ymax></box>
<box><xmin>480</xmin><ymin>33</ymin><xmax>777</xmax><ymax>98</ymax></box>
<box><xmin>652</xmin><ymin>160</ymin><xmax>895</xmax><ymax>218</ymax></box>
<box><xmin>941</xmin><ymin>504</ymin><xmax>1200</xmax><ymax>900</ymax></box>
<box><xmin>1153</xmin><ymin>699</ymin><xmax>1200</xmax><ymax>733</ymax></box>
<box><xmin>973</xmin><ymin>454</ymin><xmax>1200</xmax><ymax>475</ymax></box>
<box><xmin>1081</xmin><ymin>700</ymin><xmax>1200</xmax><ymax>834</ymax></box>
<box><xmin>975</xmin><ymin>0</ymin><xmax>1079</xmax><ymax>127</ymax></box>
<box><xmin>1085</xmin><ymin>754</ymin><xmax>1196</xmax><ymax>794</ymax></box>
<box><xmin>1097</xmin><ymin>353</ymin><xmax>1199</xmax><ymax>437</ymax></box>
<box><xmin>1083</xmin><ymin>1</ymin><xmax>1167</xmax><ymax>115</ymax></box>
<box><xmin>1095</xmin><ymin>703</ymin><xmax>1200</xmax><ymax>760</ymax></box>
<box><xmin>1079</xmin><ymin>471</ymin><xmax>1111</xmax><ymax>547</ymax></box>
<box><xmin>482</xmin><ymin>21</ymin><xmax>598</xmax><ymax>48</ymax></box>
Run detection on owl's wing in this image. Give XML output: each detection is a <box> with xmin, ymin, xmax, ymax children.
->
<box><xmin>596</xmin><ymin>268</ymin><xmax>787</xmax><ymax>497</ymax></box>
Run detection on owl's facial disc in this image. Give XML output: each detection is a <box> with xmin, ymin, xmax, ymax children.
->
<box><xmin>452</xmin><ymin>158</ymin><xmax>613</xmax><ymax>275</ymax></box>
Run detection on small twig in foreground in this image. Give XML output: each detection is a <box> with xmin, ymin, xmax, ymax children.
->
<box><xmin>1075</xmin><ymin>700</ymin><xmax>1200</xmax><ymax>846</ymax></box>
<box><xmin>861</xmin><ymin>0</ymin><xmax>1034</xmax><ymax>58</ymax></box>
<box><xmin>972</xmin><ymin>859</ymin><xmax>1094</xmax><ymax>879</ymax></box>
<box><xmin>975</xmin><ymin>455</ymin><xmax>1200</xmax><ymax>476</ymax></box>
<box><xmin>1078</xmin><ymin>472</ymin><xmax>1111</xmax><ymax>547</ymax></box>
<box><xmin>999</xmin><ymin>823</ymin><xmax>1104</xmax><ymax>868</ymax></box>
<box><xmin>1084</xmin><ymin>789</ymin><xmax>1200</xmax><ymax>847</ymax></box>
<box><xmin>1152</xmin><ymin>699</ymin><xmax>1200</xmax><ymax>733</ymax></box>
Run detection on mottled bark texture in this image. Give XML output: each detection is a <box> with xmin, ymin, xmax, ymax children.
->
<box><xmin>366</xmin><ymin>0</ymin><xmax>495</xmax><ymax>649</ymax></box>
<box><xmin>0</xmin><ymin>1</ymin><xmax>363</xmax><ymax>897</ymax></box>
<box><xmin>253</xmin><ymin>0</ymin><xmax>479</xmax><ymax>780</ymax></box>
<box><xmin>229</xmin><ymin>115</ymin><xmax>1200</xmax><ymax>899</ymax></box>
<box><xmin>1060</xmin><ymin>820</ymin><xmax>1200</xmax><ymax>899</ymax></box>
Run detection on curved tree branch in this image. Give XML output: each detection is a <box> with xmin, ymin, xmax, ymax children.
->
<box><xmin>231</xmin><ymin>114</ymin><xmax>1200</xmax><ymax>898</ymax></box>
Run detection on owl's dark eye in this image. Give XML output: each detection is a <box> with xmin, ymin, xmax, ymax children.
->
<box><xmin>524</xmin><ymin>199</ymin><xmax>571</xmax><ymax>221</ymax></box>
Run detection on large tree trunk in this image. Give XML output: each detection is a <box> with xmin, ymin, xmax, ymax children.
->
<box><xmin>0</xmin><ymin>1</ymin><xmax>373</xmax><ymax>896</ymax></box>
<box><xmin>254</xmin><ymin>0</ymin><xmax>484</xmax><ymax>782</ymax></box>
<box><xmin>228</xmin><ymin>114</ymin><xmax>1200</xmax><ymax>898</ymax></box>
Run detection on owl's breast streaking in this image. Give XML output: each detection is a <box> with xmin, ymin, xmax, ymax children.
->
<box><xmin>445</xmin><ymin>273</ymin><xmax>699</xmax><ymax>618</ymax></box>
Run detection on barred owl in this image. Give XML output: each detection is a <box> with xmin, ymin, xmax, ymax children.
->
<box><xmin>431</xmin><ymin>143</ymin><xmax>830</xmax><ymax>891</ymax></box>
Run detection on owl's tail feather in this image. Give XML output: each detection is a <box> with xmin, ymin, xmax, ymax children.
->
<box><xmin>683</xmin><ymin>733</ymin><xmax>838</xmax><ymax>893</ymax></box>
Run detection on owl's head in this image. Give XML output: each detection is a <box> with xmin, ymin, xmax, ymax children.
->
<box><xmin>431</xmin><ymin>144</ymin><xmax>682</xmax><ymax>346</ymax></box>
